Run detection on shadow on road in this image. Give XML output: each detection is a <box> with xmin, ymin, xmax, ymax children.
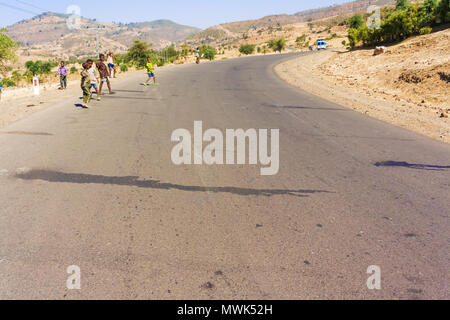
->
<box><xmin>375</xmin><ymin>161</ymin><xmax>450</xmax><ymax>171</ymax></box>
<box><xmin>263</xmin><ymin>103</ymin><xmax>346</xmax><ymax>111</ymax></box>
<box><xmin>15</xmin><ymin>169</ymin><xmax>331</xmax><ymax>197</ymax></box>
<box><xmin>1</xmin><ymin>131</ymin><xmax>53</xmax><ymax>136</ymax></box>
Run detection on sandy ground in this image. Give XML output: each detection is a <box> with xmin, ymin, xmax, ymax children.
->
<box><xmin>0</xmin><ymin>70</ymin><xmax>141</xmax><ymax>129</ymax></box>
<box><xmin>275</xmin><ymin>29</ymin><xmax>450</xmax><ymax>143</ymax></box>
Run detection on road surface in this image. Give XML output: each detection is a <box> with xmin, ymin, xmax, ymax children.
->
<box><xmin>0</xmin><ymin>53</ymin><xmax>449</xmax><ymax>299</ymax></box>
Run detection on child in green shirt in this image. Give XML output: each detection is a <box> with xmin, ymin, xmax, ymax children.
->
<box><xmin>80</xmin><ymin>61</ymin><xmax>92</xmax><ymax>108</ymax></box>
<box><xmin>143</xmin><ymin>57</ymin><xmax>158</xmax><ymax>86</ymax></box>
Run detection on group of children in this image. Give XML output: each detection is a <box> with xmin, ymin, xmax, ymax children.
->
<box><xmin>79</xmin><ymin>53</ymin><xmax>116</xmax><ymax>108</ymax></box>
<box><xmin>53</xmin><ymin>53</ymin><xmax>157</xmax><ymax>108</ymax></box>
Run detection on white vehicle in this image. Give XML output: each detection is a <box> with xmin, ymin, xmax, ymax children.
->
<box><xmin>317</xmin><ymin>39</ymin><xmax>327</xmax><ymax>50</ymax></box>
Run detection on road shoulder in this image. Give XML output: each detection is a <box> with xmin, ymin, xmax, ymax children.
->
<box><xmin>274</xmin><ymin>49</ymin><xmax>449</xmax><ymax>144</ymax></box>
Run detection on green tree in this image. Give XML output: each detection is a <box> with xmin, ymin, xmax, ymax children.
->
<box><xmin>199</xmin><ymin>45</ymin><xmax>217</xmax><ymax>61</ymax></box>
<box><xmin>25</xmin><ymin>60</ymin><xmax>53</xmax><ymax>76</ymax></box>
<box><xmin>437</xmin><ymin>0</ymin><xmax>450</xmax><ymax>23</ymax></box>
<box><xmin>347</xmin><ymin>28</ymin><xmax>360</xmax><ymax>47</ymax></box>
<box><xmin>0</xmin><ymin>77</ymin><xmax>16</xmax><ymax>87</ymax></box>
<box><xmin>267</xmin><ymin>38</ymin><xmax>287</xmax><ymax>53</ymax></box>
<box><xmin>239</xmin><ymin>44</ymin><xmax>256</xmax><ymax>55</ymax></box>
<box><xmin>0</xmin><ymin>28</ymin><xmax>17</xmax><ymax>72</ymax></box>
<box><xmin>419</xmin><ymin>0</ymin><xmax>439</xmax><ymax>26</ymax></box>
<box><xmin>347</xmin><ymin>14</ymin><xmax>364</xmax><ymax>29</ymax></box>
<box><xmin>127</xmin><ymin>40</ymin><xmax>153</xmax><ymax>68</ymax></box>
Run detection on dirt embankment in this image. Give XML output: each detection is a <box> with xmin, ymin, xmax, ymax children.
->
<box><xmin>275</xmin><ymin>28</ymin><xmax>450</xmax><ymax>143</ymax></box>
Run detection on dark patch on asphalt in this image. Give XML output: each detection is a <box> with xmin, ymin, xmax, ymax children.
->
<box><xmin>264</xmin><ymin>103</ymin><xmax>346</xmax><ymax>111</ymax></box>
<box><xmin>15</xmin><ymin>169</ymin><xmax>332</xmax><ymax>198</ymax></box>
<box><xmin>407</xmin><ymin>288</ymin><xmax>423</xmax><ymax>294</ymax></box>
<box><xmin>404</xmin><ymin>233</ymin><xmax>418</xmax><ymax>238</ymax></box>
<box><xmin>304</xmin><ymin>260</ymin><xmax>311</xmax><ymax>265</ymax></box>
<box><xmin>375</xmin><ymin>161</ymin><xmax>450</xmax><ymax>171</ymax></box>
<box><xmin>1</xmin><ymin>131</ymin><xmax>53</xmax><ymax>136</ymax></box>
<box><xmin>316</xmin><ymin>224</ymin><xmax>323</xmax><ymax>228</ymax></box>
<box><xmin>256</xmin><ymin>224</ymin><xmax>263</xmax><ymax>228</ymax></box>
<box><xmin>215</xmin><ymin>271</ymin><xmax>223</xmax><ymax>276</ymax></box>
<box><xmin>202</xmin><ymin>282</ymin><xmax>215</xmax><ymax>290</ymax></box>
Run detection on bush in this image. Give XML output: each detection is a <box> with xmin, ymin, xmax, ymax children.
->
<box><xmin>437</xmin><ymin>0</ymin><xmax>450</xmax><ymax>23</ymax></box>
<box><xmin>119</xmin><ymin>64</ymin><xmax>129</xmax><ymax>72</ymax></box>
<box><xmin>199</xmin><ymin>45</ymin><xmax>217</xmax><ymax>61</ymax></box>
<box><xmin>348</xmin><ymin>0</ymin><xmax>447</xmax><ymax>48</ymax></box>
<box><xmin>347</xmin><ymin>14</ymin><xmax>364</xmax><ymax>29</ymax></box>
<box><xmin>0</xmin><ymin>77</ymin><xmax>16</xmax><ymax>87</ymax></box>
<box><xmin>396</xmin><ymin>0</ymin><xmax>411</xmax><ymax>11</ymax></box>
<box><xmin>11</xmin><ymin>70</ymin><xmax>22</xmax><ymax>84</ymax></box>
<box><xmin>267</xmin><ymin>38</ymin><xmax>287</xmax><ymax>53</ymax></box>
<box><xmin>25</xmin><ymin>60</ymin><xmax>53</xmax><ymax>76</ymax></box>
<box><xmin>239</xmin><ymin>44</ymin><xmax>256</xmax><ymax>55</ymax></box>
<box><xmin>70</xmin><ymin>66</ymin><xmax>78</xmax><ymax>74</ymax></box>
<box><xmin>419</xmin><ymin>27</ymin><xmax>432</xmax><ymax>34</ymax></box>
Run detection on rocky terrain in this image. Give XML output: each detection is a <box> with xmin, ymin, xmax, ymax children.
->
<box><xmin>5</xmin><ymin>12</ymin><xmax>200</xmax><ymax>57</ymax></box>
<box><xmin>275</xmin><ymin>28</ymin><xmax>450</xmax><ymax>143</ymax></box>
<box><xmin>186</xmin><ymin>0</ymin><xmax>395</xmax><ymax>47</ymax></box>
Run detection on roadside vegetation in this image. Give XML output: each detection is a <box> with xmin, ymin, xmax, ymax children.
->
<box><xmin>347</xmin><ymin>0</ymin><xmax>449</xmax><ymax>48</ymax></box>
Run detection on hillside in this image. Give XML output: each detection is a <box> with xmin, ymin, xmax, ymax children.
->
<box><xmin>5</xmin><ymin>12</ymin><xmax>200</xmax><ymax>57</ymax></box>
<box><xmin>276</xmin><ymin>28</ymin><xmax>450</xmax><ymax>143</ymax></box>
<box><xmin>186</xmin><ymin>0</ymin><xmax>395</xmax><ymax>46</ymax></box>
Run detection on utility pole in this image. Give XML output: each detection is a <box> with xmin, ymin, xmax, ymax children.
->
<box><xmin>84</xmin><ymin>25</ymin><xmax>106</xmax><ymax>58</ymax></box>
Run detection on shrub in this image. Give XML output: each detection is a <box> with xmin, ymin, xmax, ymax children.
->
<box><xmin>239</xmin><ymin>44</ymin><xmax>256</xmax><ymax>55</ymax></box>
<box><xmin>419</xmin><ymin>27</ymin><xmax>432</xmax><ymax>34</ymax></box>
<box><xmin>119</xmin><ymin>64</ymin><xmax>129</xmax><ymax>72</ymax></box>
<box><xmin>347</xmin><ymin>0</ymin><xmax>447</xmax><ymax>48</ymax></box>
<box><xmin>70</xmin><ymin>66</ymin><xmax>78</xmax><ymax>74</ymax></box>
<box><xmin>396</xmin><ymin>0</ymin><xmax>411</xmax><ymax>11</ymax></box>
<box><xmin>199</xmin><ymin>45</ymin><xmax>217</xmax><ymax>61</ymax></box>
<box><xmin>267</xmin><ymin>38</ymin><xmax>287</xmax><ymax>53</ymax></box>
<box><xmin>11</xmin><ymin>70</ymin><xmax>22</xmax><ymax>84</ymax></box>
<box><xmin>25</xmin><ymin>60</ymin><xmax>53</xmax><ymax>75</ymax></box>
<box><xmin>347</xmin><ymin>14</ymin><xmax>364</xmax><ymax>29</ymax></box>
<box><xmin>0</xmin><ymin>77</ymin><xmax>16</xmax><ymax>87</ymax></box>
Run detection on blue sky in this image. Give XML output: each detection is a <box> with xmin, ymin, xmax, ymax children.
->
<box><xmin>0</xmin><ymin>0</ymin><xmax>352</xmax><ymax>29</ymax></box>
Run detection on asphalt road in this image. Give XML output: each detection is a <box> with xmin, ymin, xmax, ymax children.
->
<box><xmin>0</xmin><ymin>53</ymin><xmax>449</xmax><ymax>299</ymax></box>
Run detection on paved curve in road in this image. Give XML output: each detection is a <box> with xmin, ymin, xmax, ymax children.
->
<box><xmin>0</xmin><ymin>53</ymin><xmax>449</xmax><ymax>299</ymax></box>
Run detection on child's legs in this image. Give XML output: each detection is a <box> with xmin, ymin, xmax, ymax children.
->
<box><xmin>98</xmin><ymin>81</ymin><xmax>104</xmax><ymax>95</ymax></box>
<box><xmin>106</xmin><ymin>80</ymin><xmax>112</xmax><ymax>93</ymax></box>
<box><xmin>82</xmin><ymin>86</ymin><xmax>91</xmax><ymax>104</ymax></box>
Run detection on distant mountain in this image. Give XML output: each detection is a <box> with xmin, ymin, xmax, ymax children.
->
<box><xmin>5</xmin><ymin>12</ymin><xmax>200</xmax><ymax>57</ymax></box>
<box><xmin>294</xmin><ymin>0</ymin><xmax>395</xmax><ymax>22</ymax></box>
<box><xmin>186</xmin><ymin>0</ymin><xmax>395</xmax><ymax>46</ymax></box>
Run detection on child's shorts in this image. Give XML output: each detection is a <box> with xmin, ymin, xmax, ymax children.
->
<box><xmin>148</xmin><ymin>73</ymin><xmax>155</xmax><ymax>78</ymax></box>
<box><xmin>100</xmin><ymin>77</ymin><xmax>109</xmax><ymax>83</ymax></box>
<box><xmin>108</xmin><ymin>64</ymin><xmax>115</xmax><ymax>68</ymax></box>
<box><xmin>90</xmin><ymin>83</ymin><xmax>98</xmax><ymax>89</ymax></box>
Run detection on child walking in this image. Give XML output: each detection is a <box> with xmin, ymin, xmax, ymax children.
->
<box><xmin>55</xmin><ymin>61</ymin><xmax>68</xmax><ymax>89</ymax></box>
<box><xmin>86</xmin><ymin>59</ymin><xmax>100</xmax><ymax>99</ymax></box>
<box><xmin>143</xmin><ymin>57</ymin><xmax>158</xmax><ymax>86</ymax></box>
<box><xmin>80</xmin><ymin>62</ymin><xmax>92</xmax><ymax>108</ymax></box>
